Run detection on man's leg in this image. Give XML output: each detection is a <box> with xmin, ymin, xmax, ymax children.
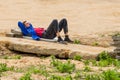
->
<box><xmin>59</xmin><ymin>18</ymin><xmax>73</xmax><ymax>42</ymax></box>
<box><xmin>45</xmin><ymin>19</ymin><xmax>67</xmax><ymax>44</ymax></box>
<box><xmin>59</xmin><ymin>18</ymin><xmax>68</xmax><ymax>34</ymax></box>
<box><xmin>45</xmin><ymin>19</ymin><xmax>59</xmax><ymax>39</ymax></box>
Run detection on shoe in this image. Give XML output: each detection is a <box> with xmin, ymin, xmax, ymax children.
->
<box><xmin>64</xmin><ymin>35</ymin><xmax>73</xmax><ymax>43</ymax></box>
<box><xmin>58</xmin><ymin>36</ymin><xmax>63</xmax><ymax>42</ymax></box>
<box><xmin>59</xmin><ymin>41</ymin><xmax>68</xmax><ymax>45</ymax></box>
<box><xmin>58</xmin><ymin>36</ymin><xmax>67</xmax><ymax>45</ymax></box>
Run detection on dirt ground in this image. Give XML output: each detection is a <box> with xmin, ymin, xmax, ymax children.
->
<box><xmin>0</xmin><ymin>0</ymin><xmax>120</xmax><ymax>80</ymax></box>
<box><xmin>0</xmin><ymin>53</ymin><xmax>116</xmax><ymax>80</ymax></box>
<box><xmin>0</xmin><ymin>0</ymin><xmax>120</xmax><ymax>36</ymax></box>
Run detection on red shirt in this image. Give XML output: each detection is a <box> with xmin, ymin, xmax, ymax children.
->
<box><xmin>34</xmin><ymin>28</ymin><xmax>45</xmax><ymax>37</ymax></box>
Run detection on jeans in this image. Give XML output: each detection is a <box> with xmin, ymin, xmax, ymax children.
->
<box><xmin>42</xmin><ymin>18</ymin><xmax>68</xmax><ymax>39</ymax></box>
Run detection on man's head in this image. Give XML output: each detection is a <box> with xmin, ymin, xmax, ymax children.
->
<box><xmin>23</xmin><ymin>21</ymin><xmax>30</xmax><ymax>27</ymax></box>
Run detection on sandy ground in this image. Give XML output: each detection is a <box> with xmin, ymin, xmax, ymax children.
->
<box><xmin>0</xmin><ymin>0</ymin><xmax>120</xmax><ymax>36</ymax></box>
<box><xmin>0</xmin><ymin>0</ymin><xmax>120</xmax><ymax>79</ymax></box>
<box><xmin>0</xmin><ymin>54</ymin><xmax>115</xmax><ymax>80</ymax></box>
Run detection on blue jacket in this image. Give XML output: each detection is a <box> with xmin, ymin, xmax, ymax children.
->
<box><xmin>18</xmin><ymin>21</ymin><xmax>40</xmax><ymax>40</ymax></box>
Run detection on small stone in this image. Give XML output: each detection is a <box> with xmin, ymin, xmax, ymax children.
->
<box><xmin>6</xmin><ymin>33</ymin><xmax>15</xmax><ymax>37</ymax></box>
<box><xmin>112</xmin><ymin>36</ymin><xmax>120</xmax><ymax>41</ymax></box>
<box><xmin>112</xmin><ymin>41</ymin><xmax>120</xmax><ymax>47</ymax></box>
<box><xmin>116</xmin><ymin>55</ymin><xmax>120</xmax><ymax>60</ymax></box>
<box><xmin>11</xmin><ymin>28</ymin><xmax>22</xmax><ymax>34</ymax></box>
<box><xmin>6</xmin><ymin>33</ymin><xmax>23</xmax><ymax>38</ymax></box>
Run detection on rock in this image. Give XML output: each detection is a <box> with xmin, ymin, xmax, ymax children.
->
<box><xmin>112</xmin><ymin>36</ymin><xmax>120</xmax><ymax>59</ymax></box>
<box><xmin>11</xmin><ymin>28</ymin><xmax>22</xmax><ymax>34</ymax></box>
<box><xmin>6</xmin><ymin>33</ymin><xmax>23</xmax><ymax>38</ymax></box>
<box><xmin>115</xmin><ymin>47</ymin><xmax>120</xmax><ymax>51</ymax></box>
<box><xmin>0</xmin><ymin>40</ymin><xmax>13</xmax><ymax>55</ymax></box>
<box><xmin>108</xmin><ymin>51</ymin><xmax>116</xmax><ymax>58</ymax></box>
<box><xmin>0</xmin><ymin>37</ymin><xmax>113</xmax><ymax>59</ymax></box>
<box><xmin>112</xmin><ymin>50</ymin><xmax>120</xmax><ymax>56</ymax></box>
<box><xmin>117</xmin><ymin>54</ymin><xmax>120</xmax><ymax>56</ymax></box>
<box><xmin>6</xmin><ymin>33</ymin><xmax>15</xmax><ymax>37</ymax></box>
<box><xmin>116</xmin><ymin>55</ymin><xmax>120</xmax><ymax>60</ymax></box>
<box><xmin>112</xmin><ymin>41</ymin><xmax>120</xmax><ymax>47</ymax></box>
<box><xmin>112</xmin><ymin>36</ymin><xmax>120</xmax><ymax>41</ymax></box>
<box><xmin>6</xmin><ymin>29</ymin><xmax>23</xmax><ymax>38</ymax></box>
<box><xmin>8</xmin><ymin>42</ymin><xmax>70</xmax><ymax>58</ymax></box>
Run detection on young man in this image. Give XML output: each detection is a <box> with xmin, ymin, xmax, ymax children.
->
<box><xmin>18</xmin><ymin>18</ymin><xmax>73</xmax><ymax>43</ymax></box>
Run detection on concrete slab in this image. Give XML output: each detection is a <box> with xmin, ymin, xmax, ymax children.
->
<box><xmin>0</xmin><ymin>37</ymin><xmax>114</xmax><ymax>59</ymax></box>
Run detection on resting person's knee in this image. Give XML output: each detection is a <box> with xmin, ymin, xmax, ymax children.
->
<box><xmin>52</xmin><ymin>19</ymin><xmax>58</xmax><ymax>25</ymax></box>
<box><xmin>62</xmin><ymin>18</ymin><xmax>67</xmax><ymax>23</ymax></box>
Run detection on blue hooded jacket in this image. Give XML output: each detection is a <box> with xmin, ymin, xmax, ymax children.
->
<box><xmin>18</xmin><ymin>21</ymin><xmax>40</xmax><ymax>40</ymax></box>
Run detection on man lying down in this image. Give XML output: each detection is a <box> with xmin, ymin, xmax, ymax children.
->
<box><xmin>18</xmin><ymin>18</ymin><xmax>73</xmax><ymax>44</ymax></box>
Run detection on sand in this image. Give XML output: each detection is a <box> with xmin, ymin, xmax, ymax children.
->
<box><xmin>0</xmin><ymin>0</ymin><xmax>120</xmax><ymax>79</ymax></box>
<box><xmin>0</xmin><ymin>0</ymin><xmax>120</xmax><ymax>36</ymax></box>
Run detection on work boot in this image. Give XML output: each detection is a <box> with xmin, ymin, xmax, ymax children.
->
<box><xmin>58</xmin><ymin>36</ymin><xmax>67</xmax><ymax>44</ymax></box>
<box><xmin>64</xmin><ymin>35</ymin><xmax>73</xmax><ymax>43</ymax></box>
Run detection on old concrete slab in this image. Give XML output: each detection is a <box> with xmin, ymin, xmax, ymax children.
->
<box><xmin>0</xmin><ymin>37</ymin><xmax>114</xmax><ymax>59</ymax></box>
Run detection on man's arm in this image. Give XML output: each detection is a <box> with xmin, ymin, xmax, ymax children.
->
<box><xmin>18</xmin><ymin>21</ymin><xmax>29</xmax><ymax>36</ymax></box>
<box><xmin>26</xmin><ymin>24</ymin><xmax>40</xmax><ymax>40</ymax></box>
